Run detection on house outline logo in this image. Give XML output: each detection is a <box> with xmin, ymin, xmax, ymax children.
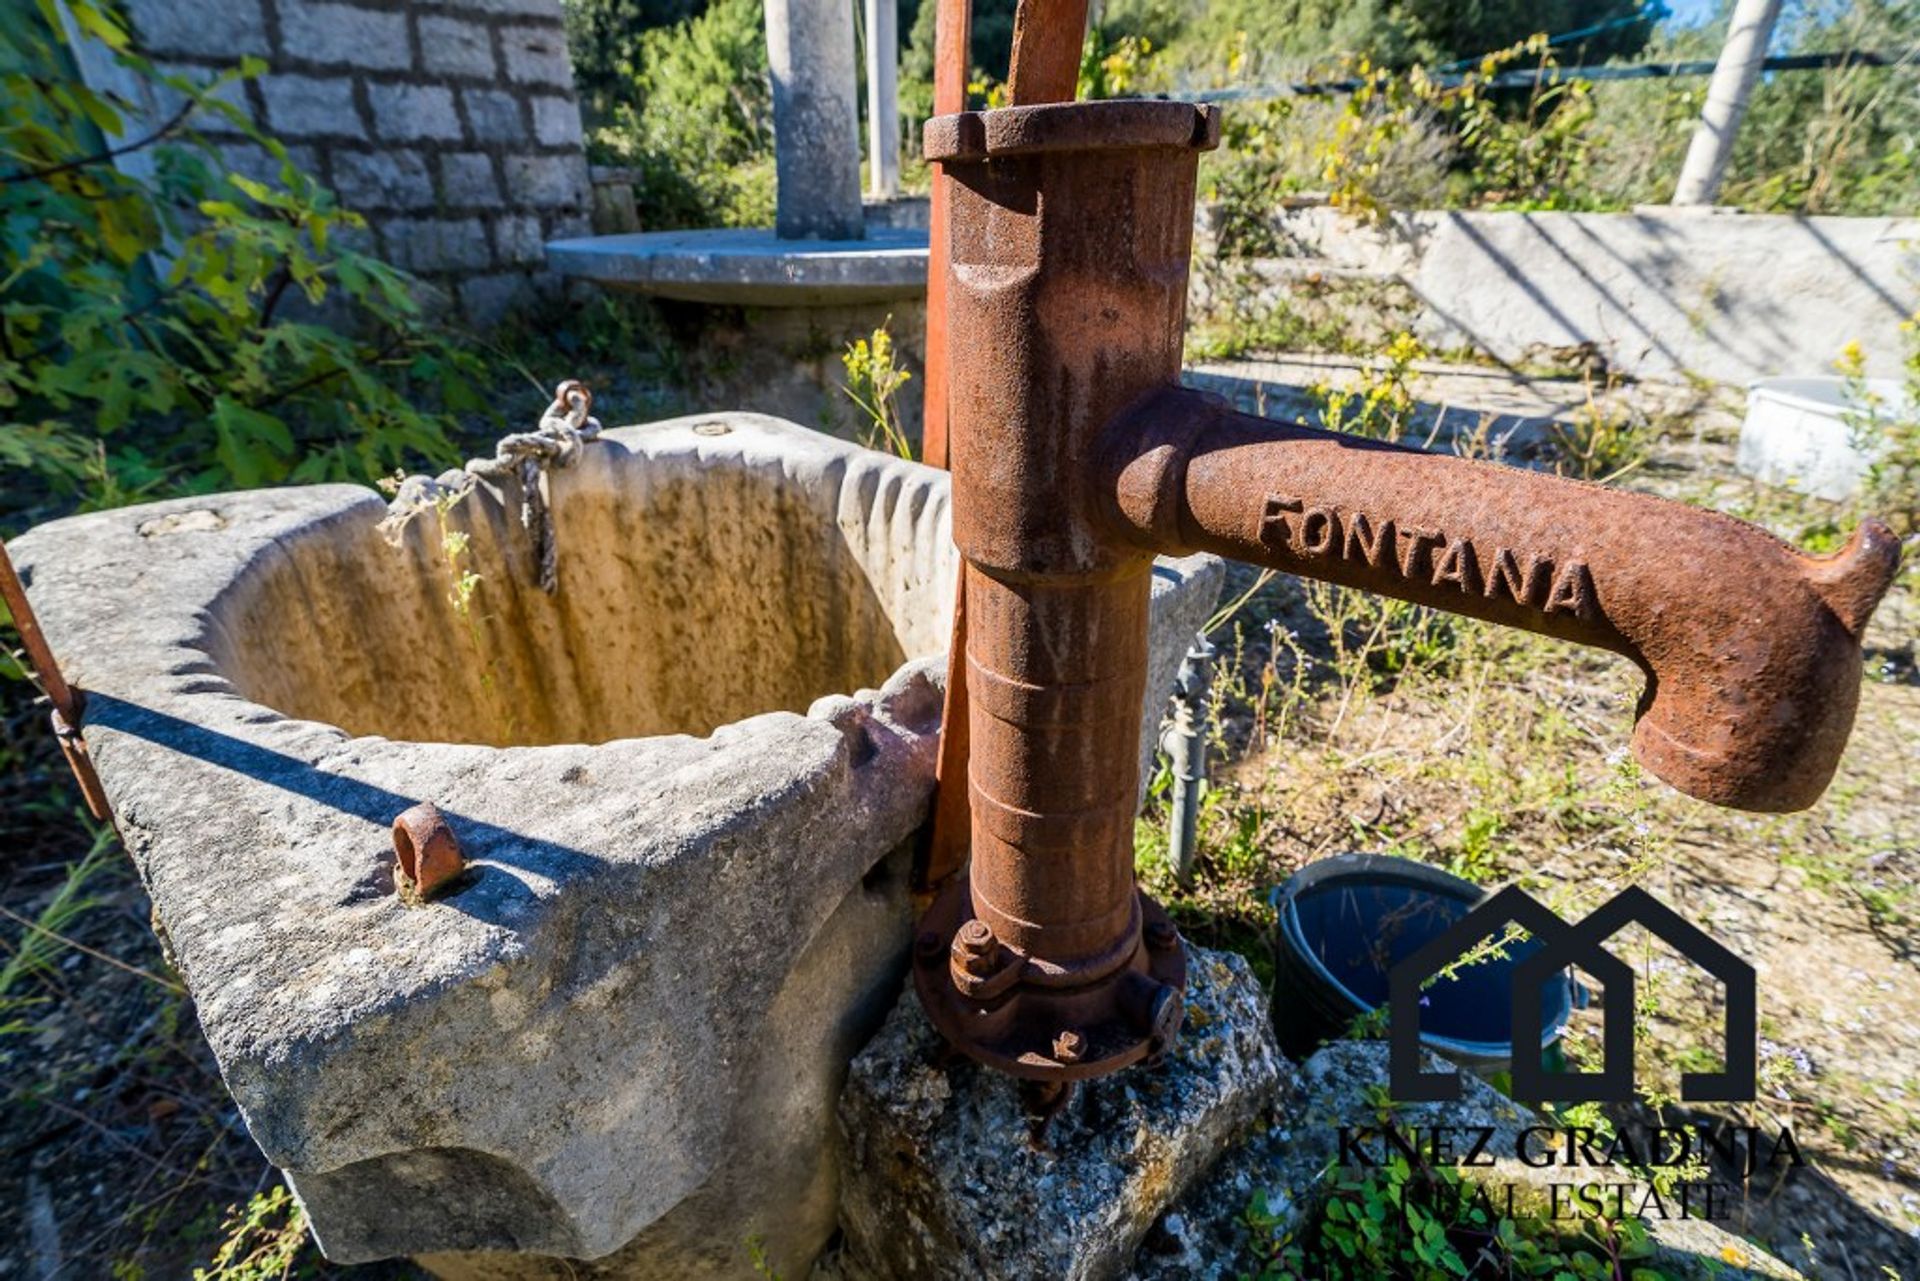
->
<box><xmin>1387</xmin><ymin>885</ymin><xmax>1756</xmax><ymax>1106</ymax></box>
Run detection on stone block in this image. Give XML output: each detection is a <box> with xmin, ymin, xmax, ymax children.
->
<box><xmin>260</xmin><ymin>74</ymin><xmax>365</xmax><ymax>140</ymax></box>
<box><xmin>457</xmin><ymin>271</ymin><xmax>536</xmax><ymax>327</ymax></box>
<box><xmin>498</xmin><ymin>24</ymin><xmax>575</xmax><ymax>88</ymax></box>
<box><xmin>1406</xmin><ymin>208</ymin><xmax>1920</xmax><ymax>384</ymax></box>
<box><xmin>834</xmin><ymin>947</ymin><xmax>1288</xmax><ymax>1281</ymax></box>
<box><xmin>384</xmin><ymin>216</ymin><xmax>492</xmax><ymax>272</ymax></box>
<box><xmin>217</xmin><ymin>141</ymin><xmax>320</xmax><ymax>188</ymax></box>
<box><xmin>493</xmin><ymin>214</ymin><xmax>545</xmax><ymax>265</ymax></box>
<box><xmin>149</xmin><ymin>62</ymin><xmax>257</xmax><ymax>135</ymax></box>
<box><xmin>530</xmin><ymin>95</ymin><xmax>583</xmax><ymax>148</ymax></box>
<box><xmin>8</xmin><ymin>418</ymin><xmax>1222</xmax><ymax>1277</ymax></box>
<box><xmin>463</xmin><ymin>88</ymin><xmax>527</xmax><ymax>144</ymax></box>
<box><xmin>504</xmin><ymin>152</ymin><xmax>588</xmax><ymax>210</ymax></box>
<box><xmin>446</xmin><ymin>0</ymin><xmax>561</xmax><ymax>11</ymax></box>
<box><xmin>419</xmin><ymin>14</ymin><xmax>499</xmax><ymax>78</ymax></box>
<box><xmin>440</xmin><ymin>152</ymin><xmax>501</xmax><ymax>207</ymax></box>
<box><xmin>279</xmin><ymin>1</ymin><xmax>412</xmax><ymax>70</ymax></box>
<box><xmin>331</xmin><ymin>148</ymin><xmax>435</xmax><ymax>211</ymax></box>
<box><xmin>544</xmin><ymin>211</ymin><xmax>592</xmax><ymax>241</ymax></box>
<box><xmin>126</xmin><ymin>0</ymin><xmax>269</xmax><ymax>56</ymax></box>
<box><xmin>368</xmin><ymin>82</ymin><xmax>464</xmax><ymax>143</ymax></box>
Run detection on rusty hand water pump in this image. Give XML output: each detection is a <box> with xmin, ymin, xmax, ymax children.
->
<box><xmin>911</xmin><ymin>99</ymin><xmax>1901</xmax><ymax>1085</ymax></box>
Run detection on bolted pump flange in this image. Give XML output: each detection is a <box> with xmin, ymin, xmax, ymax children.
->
<box><xmin>915</xmin><ymin>880</ymin><xmax>1186</xmax><ymax>1080</ymax></box>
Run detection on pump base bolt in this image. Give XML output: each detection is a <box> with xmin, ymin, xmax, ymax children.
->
<box><xmin>392</xmin><ymin>802</ymin><xmax>465</xmax><ymax>902</ymax></box>
<box><xmin>953</xmin><ymin>919</ymin><xmax>1000</xmax><ymax>974</ymax></box>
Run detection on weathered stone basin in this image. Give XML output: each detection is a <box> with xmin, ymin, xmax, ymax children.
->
<box><xmin>7</xmin><ymin>413</ymin><xmax>1221</xmax><ymax>1278</ymax></box>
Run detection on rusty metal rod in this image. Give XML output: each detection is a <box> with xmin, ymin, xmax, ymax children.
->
<box><xmin>0</xmin><ymin>539</ymin><xmax>112</xmax><ymax>822</ymax></box>
<box><xmin>1007</xmin><ymin>0</ymin><xmax>1089</xmax><ymax>105</ymax></box>
<box><xmin>919</xmin><ymin>0</ymin><xmax>971</xmax><ymax>469</ymax></box>
<box><xmin>916</xmin><ymin>0</ymin><xmax>972</xmax><ymax>897</ymax></box>
<box><xmin>0</xmin><ymin>540</ymin><xmax>78</xmax><ymax>720</ymax></box>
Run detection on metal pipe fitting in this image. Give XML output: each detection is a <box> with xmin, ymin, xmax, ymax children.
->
<box><xmin>392</xmin><ymin>802</ymin><xmax>466</xmax><ymax>902</ymax></box>
<box><xmin>1162</xmin><ymin>635</ymin><xmax>1216</xmax><ymax>887</ymax></box>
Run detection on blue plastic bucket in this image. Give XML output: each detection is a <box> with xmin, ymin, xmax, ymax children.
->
<box><xmin>1272</xmin><ymin>853</ymin><xmax>1575</xmax><ymax>1073</ymax></box>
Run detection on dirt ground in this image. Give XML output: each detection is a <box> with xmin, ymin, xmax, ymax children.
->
<box><xmin>1</xmin><ymin>367</ymin><xmax>1915</xmax><ymax>1278</ymax></box>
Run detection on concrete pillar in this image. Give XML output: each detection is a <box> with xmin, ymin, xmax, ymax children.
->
<box><xmin>864</xmin><ymin>0</ymin><xmax>900</xmax><ymax>198</ymax></box>
<box><xmin>766</xmin><ymin>0</ymin><xmax>866</xmax><ymax>239</ymax></box>
<box><xmin>1671</xmin><ymin>0</ymin><xmax>1784</xmax><ymax>206</ymax></box>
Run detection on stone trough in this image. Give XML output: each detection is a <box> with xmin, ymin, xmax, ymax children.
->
<box><xmin>6</xmin><ymin>413</ymin><xmax>1220</xmax><ymax>1278</ymax></box>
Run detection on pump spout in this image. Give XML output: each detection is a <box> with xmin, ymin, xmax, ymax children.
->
<box><xmin>1102</xmin><ymin>386</ymin><xmax>1901</xmax><ymax>812</ymax></box>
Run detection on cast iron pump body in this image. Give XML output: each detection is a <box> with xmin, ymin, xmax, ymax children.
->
<box><xmin>912</xmin><ymin>99</ymin><xmax>1901</xmax><ymax>1084</ymax></box>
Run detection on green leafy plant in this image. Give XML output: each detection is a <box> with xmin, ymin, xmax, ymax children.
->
<box><xmin>2</xmin><ymin>0</ymin><xmax>481</xmax><ymax>517</ymax></box>
<box><xmin>1078</xmin><ymin>28</ymin><xmax>1162</xmax><ymax>101</ymax></box>
<box><xmin>840</xmin><ymin>319</ymin><xmax>914</xmax><ymax>459</ymax></box>
<box><xmin>1316</xmin><ymin>329</ymin><xmax>1426</xmax><ymax>443</ymax></box>
<box><xmin>561</xmin><ymin>0</ymin><xmax>704</xmax><ymax>129</ymax></box>
<box><xmin>192</xmin><ymin>1185</ymin><xmax>315</xmax><ymax>1281</ymax></box>
<box><xmin>1837</xmin><ymin>327</ymin><xmax>1920</xmax><ymax>543</ymax></box>
<box><xmin>1319</xmin><ymin>35</ymin><xmax>1600</xmax><ymax>224</ymax></box>
<box><xmin>587</xmin><ymin>0</ymin><xmax>775</xmax><ymax>230</ymax></box>
<box><xmin>1247</xmin><ymin>1149</ymin><xmax>1659</xmax><ymax>1279</ymax></box>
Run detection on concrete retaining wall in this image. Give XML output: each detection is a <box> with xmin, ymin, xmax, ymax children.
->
<box><xmin>1256</xmin><ymin>206</ymin><xmax>1919</xmax><ymax>384</ymax></box>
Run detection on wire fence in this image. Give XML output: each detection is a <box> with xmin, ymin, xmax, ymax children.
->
<box><xmin>1152</xmin><ymin>47</ymin><xmax>1917</xmax><ymax>105</ymax></box>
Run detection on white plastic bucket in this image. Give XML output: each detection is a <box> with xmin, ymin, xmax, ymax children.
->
<box><xmin>1737</xmin><ymin>376</ymin><xmax>1912</xmax><ymax>502</ymax></box>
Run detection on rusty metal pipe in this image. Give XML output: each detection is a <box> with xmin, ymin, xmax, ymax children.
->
<box><xmin>913</xmin><ymin>97</ymin><xmax>1898</xmax><ymax>1083</ymax></box>
<box><xmin>913</xmin><ymin>101</ymin><xmax>1218</xmax><ymax>1081</ymax></box>
<box><xmin>1100</xmin><ymin>387</ymin><xmax>1899</xmax><ymax>813</ymax></box>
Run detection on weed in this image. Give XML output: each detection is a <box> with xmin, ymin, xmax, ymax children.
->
<box><xmin>0</xmin><ymin>828</ymin><xmax>118</xmax><ymax>1034</ymax></box>
<box><xmin>1319</xmin><ymin>36</ymin><xmax>1599</xmax><ymax>225</ymax></box>
<box><xmin>840</xmin><ymin>320</ymin><xmax>915</xmax><ymax>459</ymax></box>
<box><xmin>1838</xmin><ymin>324</ymin><xmax>1920</xmax><ymax>544</ymax></box>
<box><xmin>1314</xmin><ymin>331</ymin><xmax>1425</xmax><ymax>444</ymax></box>
<box><xmin>192</xmin><ymin>1186</ymin><xmax>313</xmax><ymax>1281</ymax></box>
<box><xmin>1549</xmin><ymin>374</ymin><xmax>1651</xmax><ymax>484</ymax></box>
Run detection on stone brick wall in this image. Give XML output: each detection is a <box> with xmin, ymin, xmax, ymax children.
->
<box><xmin>119</xmin><ymin>0</ymin><xmax>592</xmax><ymax>323</ymax></box>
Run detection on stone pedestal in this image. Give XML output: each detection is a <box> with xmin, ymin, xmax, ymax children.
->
<box><xmin>832</xmin><ymin>947</ymin><xmax>1289</xmax><ymax>1281</ymax></box>
<box><xmin>766</xmin><ymin>0</ymin><xmax>864</xmax><ymax>240</ymax></box>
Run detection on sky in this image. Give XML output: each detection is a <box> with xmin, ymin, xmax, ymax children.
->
<box><xmin>1664</xmin><ymin>0</ymin><xmax>1726</xmax><ymax>29</ymax></box>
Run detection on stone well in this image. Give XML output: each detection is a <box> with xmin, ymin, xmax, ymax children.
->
<box><xmin>6</xmin><ymin>413</ymin><xmax>1221</xmax><ymax>1278</ymax></box>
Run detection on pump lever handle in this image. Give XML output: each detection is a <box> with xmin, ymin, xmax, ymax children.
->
<box><xmin>1103</xmin><ymin>386</ymin><xmax>1901</xmax><ymax>813</ymax></box>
